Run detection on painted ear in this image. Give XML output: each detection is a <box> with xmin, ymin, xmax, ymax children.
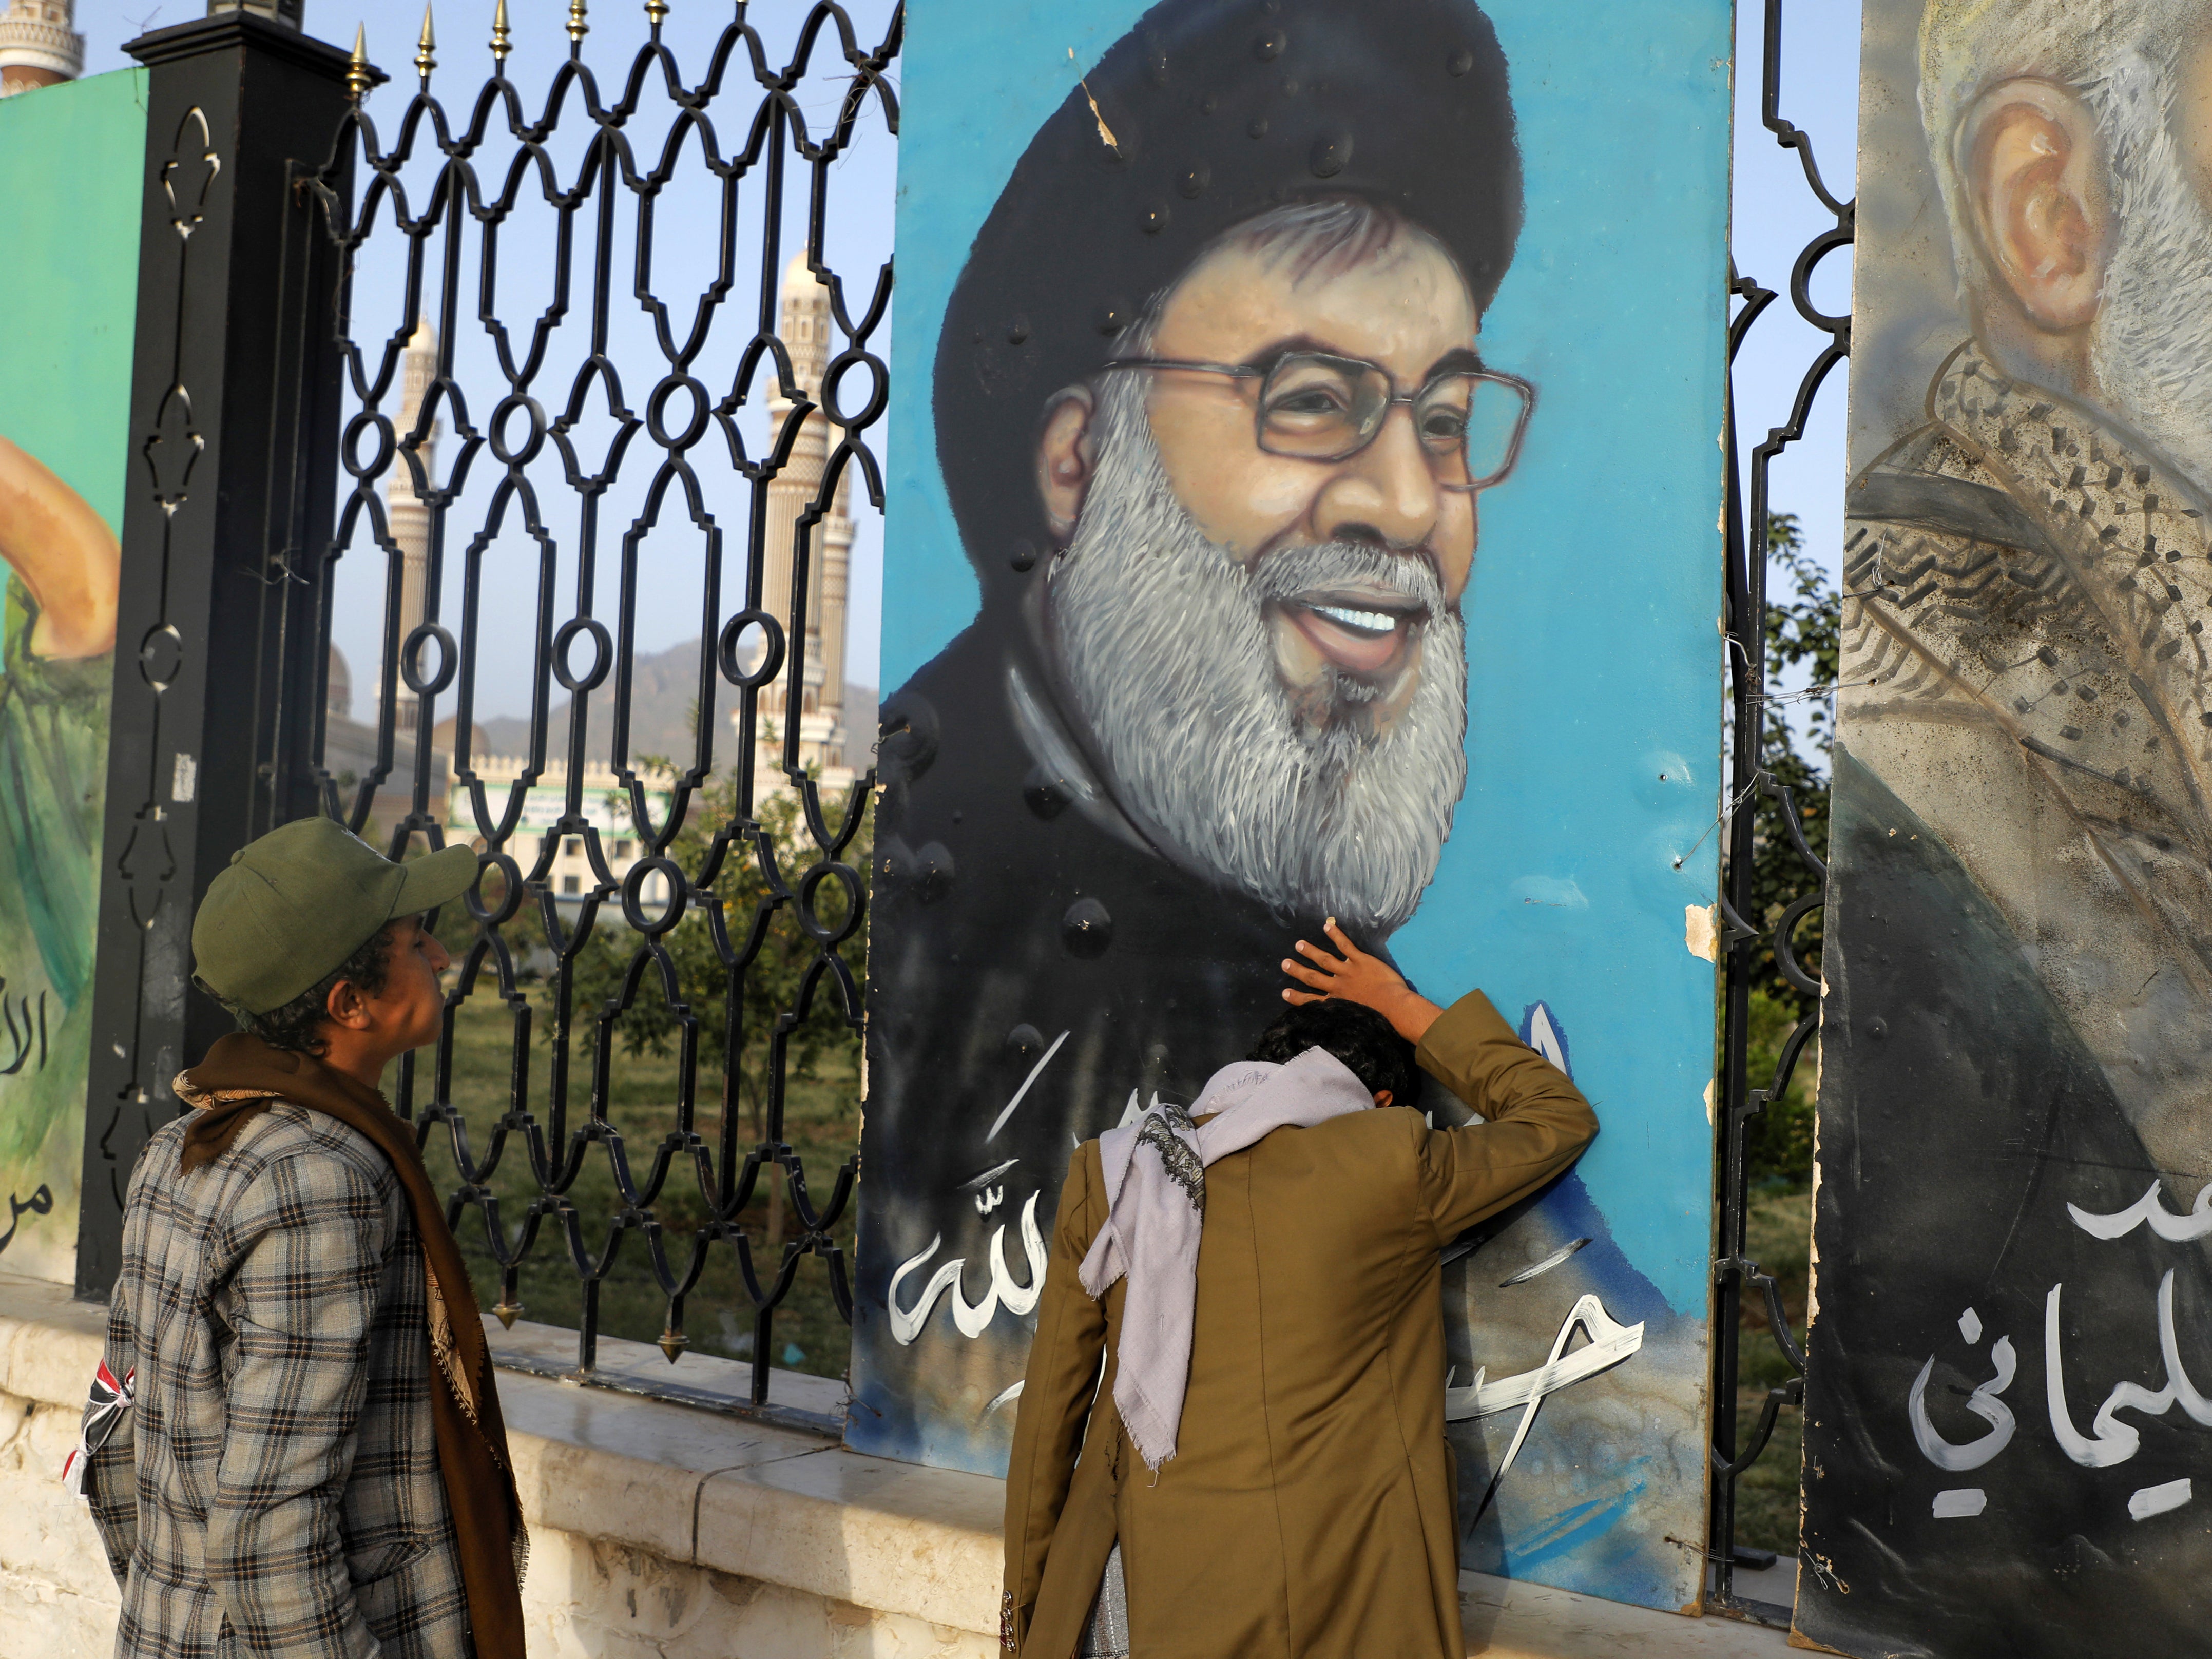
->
<box><xmin>1963</xmin><ymin>79</ymin><xmax>2109</xmax><ymax>331</ymax></box>
<box><xmin>1035</xmin><ymin>385</ymin><xmax>1098</xmax><ymax>543</ymax></box>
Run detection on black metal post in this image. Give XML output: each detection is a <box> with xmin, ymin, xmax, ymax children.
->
<box><xmin>1705</xmin><ymin>0</ymin><xmax>1852</xmax><ymax>1619</ymax></box>
<box><xmin>74</xmin><ymin>10</ymin><xmax>356</xmax><ymax>1297</ymax></box>
<box><xmin>1712</xmin><ymin>377</ymin><xmax>1762</xmax><ymax>1608</ymax></box>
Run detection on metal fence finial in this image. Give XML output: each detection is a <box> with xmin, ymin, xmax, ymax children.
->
<box><xmin>645</xmin><ymin>0</ymin><xmax>669</xmax><ymax>29</ymax></box>
<box><xmin>567</xmin><ymin>0</ymin><xmax>588</xmax><ymax>48</ymax></box>
<box><xmin>415</xmin><ymin>2</ymin><xmax>437</xmax><ymax>85</ymax></box>
<box><xmin>345</xmin><ymin>23</ymin><xmax>372</xmax><ymax>101</ymax></box>
<box><xmin>490</xmin><ymin>0</ymin><xmax>510</xmax><ymax>67</ymax></box>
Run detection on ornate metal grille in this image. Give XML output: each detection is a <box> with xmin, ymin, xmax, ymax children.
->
<box><xmin>298</xmin><ymin>0</ymin><xmax>901</xmax><ymax>1419</ymax></box>
<box><xmin>1709</xmin><ymin>0</ymin><xmax>1852</xmax><ymax>1622</ymax></box>
<box><xmin>172</xmin><ymin>0</ymin><xmax>1849</xmax><ymax>1575</ymax></box>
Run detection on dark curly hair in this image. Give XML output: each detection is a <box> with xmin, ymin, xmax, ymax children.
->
<box><xmin>220</xmin><ymin>922</ymin><xmax>396</xmax><ymax>1056</ymax></box>
<box><xmin>1248</xmin><ymin>999</ymin><xmax>1418</xmax><ymax>1106</ymax></box>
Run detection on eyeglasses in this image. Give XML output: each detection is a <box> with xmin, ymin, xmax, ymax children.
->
<box><xmin>1099</xmin><ymin>350</ymin><xmax>1535</xmax><ymax>492</ymax></box>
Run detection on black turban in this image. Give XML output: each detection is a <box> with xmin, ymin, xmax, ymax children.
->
<box><xmin>932</xmin><ymin>0</ymin><xmax>1522</xmax><ymax>612</ymax></box>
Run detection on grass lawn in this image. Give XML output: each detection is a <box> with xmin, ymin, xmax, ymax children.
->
<box><xmin>1728</xmin><ymin>1188</ymin><xmax>1812</xmax><ymax>1558</ymax></box>
<box><xmin>407</xmin><ymin>985</ymin><xmax>862</xmax><ymax>1385</ymax></box>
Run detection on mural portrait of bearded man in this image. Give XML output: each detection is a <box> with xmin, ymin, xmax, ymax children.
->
<box><xmin>850</xmin><ymin>0</ymin><xmax>1536</xmax><ymax>1465</ymax></box>
<box><xmin>1805</xmin><ymin>1</ymin><xmax>2212</xmax><ymax>1652</ymax></box>
<box><xmin>1845</xmin><ymin>0</ymin><xmax>2212</xmax><ymax>1185</ymax></box>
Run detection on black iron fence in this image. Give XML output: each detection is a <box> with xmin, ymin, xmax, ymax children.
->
<box><xmin>76</xmin><ymin>0</ymin><xmax>1843</xmax><ymax>1619</ymax></box>
<box><xmin>80</xmin><ymin>0</ymin><xmax>900</xmax><ymax>1427</ymax></box>
<box><xmin>304</xmin><ymin>0</ymin><xmax>899</xmax><ymax>1411</ymax></box>
<box><xmin>1708</xmin><ymin>0</ymin><xmax>1850</xmax><ymax>1624</ymax></box>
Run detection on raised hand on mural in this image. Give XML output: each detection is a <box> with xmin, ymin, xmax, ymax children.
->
<box><xmin>1280</xmin><ymin>918</ymin><xmax>1443</xmax><ymax>1045</ymax></box>
<box><xmin>0</xmin><ymin>432</ymin><xmax>119</xmax><ymax>661</ymax></box>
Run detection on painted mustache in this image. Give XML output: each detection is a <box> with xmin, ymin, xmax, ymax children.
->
<box><xmin>1250</xmin><ymin>539</ymin><xmax>1446</xmax><ymax>679</ymax></box>
<box><xmin>1248</xmin><ymin>538</ymin><xmax>1446</xmax><ymax>618</ymax></box>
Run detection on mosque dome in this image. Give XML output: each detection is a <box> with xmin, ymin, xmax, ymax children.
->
<box><xmin>326</xmin><ymin>645</ymin><xmax>352</xmax><ymax>722</ymax></box>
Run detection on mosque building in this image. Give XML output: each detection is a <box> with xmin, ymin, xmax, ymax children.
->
<box><xmin>407</xmin><ymin>262</ymin><xmax>860</xmax><ymax>910</ymax></box>
<box><xmin>387</xmin><ymin>317</ymin><xmax>439</xmax><ymax>725</ymax></box>
<box><xmin>745</xmin><ymin>253</ymin><xmax>857</xmax><ymax>797</ymax></box>
<box><xmin>0</xmin><ymin>0</ymin><xmax>82</xmax><ymax>96</ymax></box>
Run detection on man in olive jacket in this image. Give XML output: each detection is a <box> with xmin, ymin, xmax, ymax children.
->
<box><xmin>1002</xmin><ymin>923</ymin><xmax>1597</xmax><ymax>1658</ymax></box>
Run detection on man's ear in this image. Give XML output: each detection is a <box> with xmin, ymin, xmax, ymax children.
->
<box><xmin>1963</xmin><ymin>78</ymin><xmax>2110</xmax><ymax>332</ymax></box>
<box><xmin>323</xmin><ymin>978</ymin><xmax>373</xmax><ymax>1032</ymax></box>
<box><xmin>1372</xmin><ymin>1089</ymin><xmax>1394</xmax><ymax>1108</ymax></box>
<box><xmin>1036</xmin><ymin>386</ymin><xmax>1098</xmax><ymax>543</ymax></box>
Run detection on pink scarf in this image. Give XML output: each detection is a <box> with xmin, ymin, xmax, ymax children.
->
<box><xmin>1077</xmin><ymin>1046</ymin><xmax>1374</xmax><ymax>1469</ymax></box>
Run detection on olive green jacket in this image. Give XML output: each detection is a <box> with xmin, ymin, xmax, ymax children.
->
<box><xmin>1000</xmin><ymin>990</ymin><xmax>1598</xmax><ymax>1658</ymax></box>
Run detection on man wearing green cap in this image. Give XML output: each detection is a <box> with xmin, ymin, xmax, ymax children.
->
<box><xmin>67</xmin><ymin>817</ymin><xmax>528</xmax><ymax>1659</ymax></box>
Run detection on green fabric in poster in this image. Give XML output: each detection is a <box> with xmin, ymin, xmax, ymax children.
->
<box><xmin>0</xmin><ymin>67</ymin><xmax>145</xmax><ymax>1285</ymax></box>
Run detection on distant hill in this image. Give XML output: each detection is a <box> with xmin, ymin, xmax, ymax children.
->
<box><xmin>476</xmin><ymin>634</ymin><xmax>877</xmax><ymax>774</ymax></box>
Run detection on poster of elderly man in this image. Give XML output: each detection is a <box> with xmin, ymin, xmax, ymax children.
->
<box><xmin>853</xmin><ymin>0</ymin><xmax>1732</xmax><ymax>1614</ymax></box>
<box><xmin>1801</xmin><ymin>1</ymin><xmax>2212</xmax><ymax>1654</ymax></box>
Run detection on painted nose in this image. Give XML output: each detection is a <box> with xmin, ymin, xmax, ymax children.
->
<box><xmin>1313</xmin><ymin>404</ymin><xmax>1442</xmax><ymax>551</ymax></box>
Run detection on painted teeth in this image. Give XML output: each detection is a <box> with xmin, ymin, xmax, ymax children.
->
<box><xmin>1312</xmin><ymin>604</ymin><xmax>1399</xmax><ymax>634</ymax></box>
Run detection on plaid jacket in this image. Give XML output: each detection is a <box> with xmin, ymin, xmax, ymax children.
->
<box><xmin>83</xmin><ymin>1103</ymin><xmax>471</xmax><ymax>1658</ymax></box>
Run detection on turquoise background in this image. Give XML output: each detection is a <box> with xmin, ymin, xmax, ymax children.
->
<box><xmin>0</xmin><ymin>68</ymin><xmax>145</xmax><ymax>533</ymax></box>
<box><xmin>882</xmin><ymin>0</ymin><xmax>1730</xmax><ymax>1320</ymax></box>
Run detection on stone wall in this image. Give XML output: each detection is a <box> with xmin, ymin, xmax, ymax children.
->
<box><xmin>0</xmin><ymin>1275</ymin><xmax>997</xmax><ymax>1659</ymax></box>
<box><xmin>1</xmin><ymin>1383</ymin><xmax>118</xmax><ymax>1656</ymax></box>
<box><xmin>1</xmin><ymin>1376</ymin><xmax>992</xmax><ymax>1659</ymax></box>
<box><xmin>0</xmin><ymin>1274</ymin><xmax>1787</xmax><ymax>1659</ymax></box>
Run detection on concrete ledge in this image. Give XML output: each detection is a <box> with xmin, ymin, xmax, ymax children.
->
<box><xmin>1460</xmin><ymin>1570</ymin><xmax>1795</xmax><ymax>1658</ymax></box>
<box><xmin>0</xmin><ymin>1273</ymin><xmax>1793</xmax><ymax>1656</ymax></box>
<box><xmin>486</xmin><ymin>1315</ymin><xmax>851</xmax><ymax>1438</ymax></box>
<box><xmin>0</xmin><ymin>1271</ymin><xmax>105</xmax><ymax>1405</ymax></box>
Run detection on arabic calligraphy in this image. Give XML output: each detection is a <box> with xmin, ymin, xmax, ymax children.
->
<box><xmin>1905</xmin><ymin>1190</ymin><xmax>2212</xmax><ymax>1520</ymax></box>
<box><xmin>987</xmin><ymin>1031</ymin><xmax>1069</xmax><ymax>1142</ymax></box>
<box><xmin>1497</xmin><ymin>1236</ymin><xmax>1591</xmax><ymax>1288</ymax></box>
<box><xmin>2068</xmin><ymin>1181</ymin><xmax>2212</xmax><ymax>1243</ymax></box>
<box><xmin>1445</xmin><ymin>1294</ymin><xmax>1645</xmax><ymax>1422</ymax></box>
<box><xmin>2045</xmin><ymin>1272</ymin><xmax>2212</xmax><ymax>1467</ymax></box>
<box><xmin>1910</xmin><ymin>1326</ymin><xmax>2017</xmax><ymax>1472</ymax></box>
<box><xmin>0</xmin><ymin>1184</ymin><xmax>54</xmax><ymax>1256</ymax></box>
<box><xmin>1446</xmin><ymin>1293</ymin><xmax>1645</xmax><ymax>1520</ymax></box>
<box><xmin>888</xmin><ymin>1191</ymin><xmax>1048</xmax><ymax>1343</ymax></box>
<box><xmin>0</xmin><ymin>983</ymin><xmax>49</xmax><ymax>1077</ymax></box>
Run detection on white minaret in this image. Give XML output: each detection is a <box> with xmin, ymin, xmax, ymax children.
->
<box><xmin>0</xmin><ymin>0</ymin><xmax>83</xmax><ymax>95</ymax></box>
<box><xmin>745</xmin><ymin>256</ymin><xmax>854</xmax><ymax>793</ymax></box>
<box><xmin>386</xmin><ymin>318</ymin><xmax>439</xmax><ymax>722</ymax></box>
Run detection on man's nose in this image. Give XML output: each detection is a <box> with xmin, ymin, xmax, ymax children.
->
<box><xmin>425</xmin><ymin>930</ymin><xmax>451</xmax><ymax>972</ymax></box>
<box><xmin>1311</xmin><ymin>404</ymin><xmax>1441</xmax><ymax>550</ymax></box>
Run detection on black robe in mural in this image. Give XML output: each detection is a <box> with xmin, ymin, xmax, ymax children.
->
<box><xmin>848</xmin><ymin>624</ymin><xmax>1344</xmax><ymax>1467</ymax></box>
<box><xmin>1795</xmin><ymin>753</ymin><xmax>2212</xmax><ymax>1658</ymax></box>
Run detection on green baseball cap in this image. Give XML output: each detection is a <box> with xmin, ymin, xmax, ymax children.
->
<box><xmin>191</xmin><ymin>817</ymin><xmax>478</xmax><ymax>1015</ymax></box>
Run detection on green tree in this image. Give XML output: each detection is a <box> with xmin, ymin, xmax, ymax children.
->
<box><xmin>554</xmin><ymin>774</ymin><xmax>872</xmax><ymax>1165</ymax></box>
<box><xmin>1732</xmin><ymin>512</ymin><xmax>1835</xmax><ymax>1187</ymax></box>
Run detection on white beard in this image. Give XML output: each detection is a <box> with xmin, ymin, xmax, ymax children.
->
<box><xmin>1046</xmin><ymin>372</ymin><xmax>1468</xmax><ymax>936</ymax></box>
<box><xmin>2086</xmin><ymin>45</ymin><xmax>2212</xmax><ymax>494</ymax></box>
